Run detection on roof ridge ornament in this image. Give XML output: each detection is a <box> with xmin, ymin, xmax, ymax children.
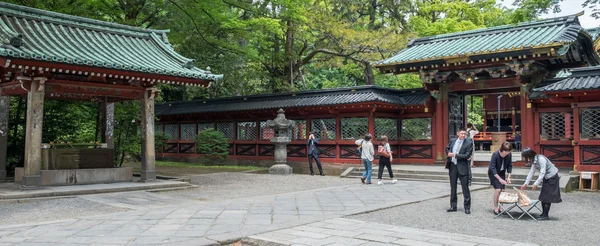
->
<box><xmin>182</xmin><ymin>60</ymin><xmax>196</xmax><ymax>69</ymax></box>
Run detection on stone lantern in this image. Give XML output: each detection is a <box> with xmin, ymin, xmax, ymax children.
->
<box><xmin>267</xmin><ymin>108</ymin><xmax>295</xmax><ymax>175</ymax></box>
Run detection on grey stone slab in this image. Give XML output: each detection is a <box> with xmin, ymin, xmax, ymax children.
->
<box><xmin>193</xmin><ymin>211</ymin><xmax>223</xmax><ymax>219</ymax></box>
<box><xmin>213</xmin><ymin>218</ymin><xmax>244</xmax><ymax>225</ymax></box>
<box><xmin>137</xmin><ymin>229</ymin><xmax>177</xmax><ymax>237</ymax></box>
<box><xmin>355</xmin><ymin>233</ymin><xmax>399</xmax><ymax>243</ymax></box>
<box><xmin>161</xmin><ymin>237</ymin><xmax>218</xmax><ymax>246</ymax></box>
<box><xmin>289</xmin><ymin>237</ymin><xmax>330</xmax><ymax>246</ymax></box>
<box><xmin>108</xmin><ymin>229</ymin><xmax>146</xmax><ymax>237</ymax></box>
<box><xmin>392</xmin><ymin>238</ymin><xmax>443</xmax><ymax>246</ymax></box>
<box><xmin>171</xmin><ymin>230</ymin><xmax>205</xmax><ymax>237</ymax></box>
<box><xmin>254</xmin><ymin>232</ymin><xmax>300</xmax><ymax>242</ymax></box>
<box><xmin>426</xmin><ymin>238</ymin><xmax>476</xmax><ymax>246</ymax></box>
<box><xmin>157</xmin><ymin>219</ymin><xmax>189</xmax><ymax>225</ymax></box>
<box><xmin>74</xmin><ymin>230</ymin><xmax>112</xmax><ymax>237</ymax></box>
<box><xmin>130</xmin><ymin>236</ymin><xmax>170</xmax><ymax>244</ymax></box>
<box><xmin>21</xmin><ymin>236</ymin><xmax>67</xmax><ymax>243</ymax></box>
<box><xmin>290</xmin><ymin>230</ymin><xmax>331</xmax><ymax>239</ymax></box>
<box><xmin>179</xmin><ymin>224</ymin><xmax>211</xmax><ymax>231</ymax></box>
<box><xmin>147</xmin><ymin>224</ymin><xmax>181</xmax><ymax>231</ymax></box>
<box><xmin>186</xmin><ymin>218</ymin><xmax>214</xmax><ymax>225</ymax></box>
<box><xmin>94</xmin><ymin>236</ymin><xmax>136</xmax><ymax>244</ymax></box>
<box><xmin>0</xmin><ymin>237</ymin><xmax>31</xmax><ymax>243</ymax></box>
<box><xmin>319</xmin><ymin>236</ymin><xmax>368</xmax><ymax>246</ymax></box>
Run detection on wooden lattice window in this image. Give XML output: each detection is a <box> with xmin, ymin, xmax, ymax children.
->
<box><xmin>540</xmin><ymin>112</ymin><xmax>573</xmax><ymax>140</ymax></box>
<box><xmin>341</xmin><ymin>117</ymin><xmax>368</xmax><ymax>140</ymax></box>
<box><xmin>401</xmin><ymin>118</ymin><xmax>432</xmax><ymax>140</ymax></box>
<box><xmin>581</xmin><ymin>108</ymin><xmax>600</xmax><ymax>139</ymax></box>
<box><xmin>260</xmin><ymin>121</ymin><xmax>274</xmax><ymax>140</ymax></box>
<box><xmin>180</xmin><ymin>124</ymin><xmax>196</xmax><ymax>140</ymax></box>
<box><xmin>311</xmin><ymin>118</ymin><xmax>336</xmax><ymax>140</ymax></box>
<box><xmin>291</xmin><ymin>119</ymin><xmax>307</xmax><ymax>140</ymax></box>
<box><xmin>237</xmin><ymin>121</ymin><xmax>257</xmax><ymax>140</ymax></box>
<box><xmin>164</xmin><ymin>124</ymin><xmax>178</xmax><ymax>140</ymax></box>
<box><xmin>155</xmin><ymin>124</ymin><xmax>163</xmax><ymax>134</ymax></box>
<box><xmin>216</xmin><ymin>122</ymin><xmax>234</xmax><ymax>139</ymax></box>
<box><xmin>198</xmin><ymin>122</ymin><xmax>214</xmax><ymax>132</ymax></box>
<box><xmin>375</xmin><ymin>118</ymin><xmax>398</xmax><ymax>140</ymax></box>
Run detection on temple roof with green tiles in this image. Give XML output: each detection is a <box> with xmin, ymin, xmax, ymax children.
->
<box><xmin>0</xmin><ymin>2</ymin><xmax>222</xmax><ymax>83</ymax></box>
<box><xmin>375</xmin><ymin>14</ymin><xmax>600</xmax><ymax>73</ymax></box>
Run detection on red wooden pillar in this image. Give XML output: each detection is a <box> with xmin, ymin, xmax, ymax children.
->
<box><xmin>433</xmin><ymin>88</ymin><xmax>448</xmax><ymax>162</ymax></box>
<box><xmin>255</xmin><ymin>120</ymin><xmax>259</xmax><ymax>157</ymax></box>
<box><xmin>336</xmin><ymin>116</ymin><xmax>341</xmax><ymax>160</ymax></box>
<box><xmin>533</xmin><ymin>110</ymin><xmax>541</xmax><ymax>153</ymax></box>
<box><xmin>572</xmin><ymin>104</ymin><xmax>581</xmax><ymax>172</ymax></box>
<box><xmin>511</xmin><ymin>107</ymin><xmax>517</xmax><ymax>135</ymax></box>
<box><xmin>520</xmin><ymin>87</ymin><xmax>532</xmax><ymax>150</ymax></box>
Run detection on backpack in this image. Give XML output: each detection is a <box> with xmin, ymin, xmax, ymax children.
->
<box><xmin>357</xmin><ymin>140</ymin><xmax>364</xmax><ymax>157</ymax></box>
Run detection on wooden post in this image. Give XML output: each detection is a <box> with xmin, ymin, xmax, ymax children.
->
<box><xmin>22</xmin><ymin>77</ymin><xmax>47</xmax><ymax>188</ymax></box>
<box><xmin>520</xmin><ymin>87</ymin><xmax>531</xmax><ymax>150</ymax></box>
<box><xmin>140</xmin><ymin>88</ymin><xmax>157</xmax><ymax>182</ymax></box>
<box><xmin>572</xmin><ymin>104</ymin><xmax>581</xmax><ymax>172</ymax></box>
<box><xmin>104</xmin><ymin>101</ymin><xmax>115</xmax><ymax>149</ymax></box>
<box><xmin>0</xmin><ymin>95</ymin><xmax>8</xmax><ymax>181</ymax></box>
<box><xmin>335</xmin><ymin>116</ymin><xmax>341</xmax><ymax>159</ymax></box>
<box><xmin>511</xmin><ymin>108</ymin><xmax>516</xmax><ymax>135</ymax></box>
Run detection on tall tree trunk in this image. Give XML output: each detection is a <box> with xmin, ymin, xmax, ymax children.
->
<box><xmin>364</xmin><ymin>62</ymin><xmax>375</xmax><ymax>85</ymax></box>
<box><xmin>285</xmin><ymin>20</ymin><xmax>295</xmax><ymax>85</ymax></box>
<box><xmin>369</xmin><ymin>0</ymin><xmax>377</xmax><ymax>29</ymax></box>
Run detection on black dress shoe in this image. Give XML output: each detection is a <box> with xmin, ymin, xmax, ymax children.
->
<box><xmin>447</xmin><ymin>207</ymin><xmax>457</xmax><ymax>212</ymax></box>
<box><xmin>310</xmin><ymin>173</ymin><xmax>314</xmax><ymax>176</ymax></box>
<box><xmin>493</xmin><ymin>210</ymin><xmax>500</xmax><ymax>215</ymax></box>
<box><xmin>320</xmin><ymin>173</ymin><xmax>325</xmax><ymax>176</ymax></box>
<box><xmin>465</xmin><ymin>209</ymin><xmax>471</xmax><ymax>214</ymax></box>
<box><xmin>536</xmin><ymin>216</ymin><xmax>549</xmax><ymax>221</ymax></box>
<box><xmin>361</xmin><ymin>177</ymin><xmax>366</xmax><ymax>184</ymax></box>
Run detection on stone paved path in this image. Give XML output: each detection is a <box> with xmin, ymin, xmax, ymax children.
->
<box><xmin>248</xmin><ymin>218</ymin><xmax>537</xmax><ymax>246</ymax></box>
<box><xmin>0</xmin><ymin>181</ymin><xmax>514</xmax><ymax>246</ymax></box>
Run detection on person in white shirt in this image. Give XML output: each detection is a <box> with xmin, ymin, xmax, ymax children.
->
<box><xmin>355</xmin><ymin>134</ymin><xmax>375</xmax><ymax>184</ymax></box>
<box><xmin>520</xmin><ymin>147</ymin><xmax>562</xmax><ymax>221</ymax></box>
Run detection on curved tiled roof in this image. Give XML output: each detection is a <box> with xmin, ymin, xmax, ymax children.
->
<box><xmin>375</xmin><ymin>14</ymin><xmax>598</xmax><ymax>68</ymax></box>
<box><xmin>534</xmin><ymin>66</ymin><xmax>600</xmax><ymax>93</ymax></box>
<box><xmin>0</xmin><ymin>2</ymin><xmax>222</xmax><ymax>82</ymax></box>
<box><xmin>155</xmin><ymin>86</ymin><xmax>430</xmax><ymax>116</ymax></box>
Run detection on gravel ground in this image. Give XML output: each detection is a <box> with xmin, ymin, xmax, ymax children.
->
<box><xmin>0</xmin><ymin>197</ymin><xmax>129</xmax><ymax>226</ymax></box>
<box><xmin>161</xmin><ymin>172</ymin><xmax>358</xmax><ymax>201</ymax></box>
<box><xmin>348</xmin><ymin>188</ymin><xmax>600</xmax><ymax>245</ymax></box>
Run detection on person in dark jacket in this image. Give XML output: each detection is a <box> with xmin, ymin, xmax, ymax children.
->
<box><xmin>445</xmin><ymin>127</ymin><xmax>474</xmax><ymax>214</ymax></box>
<box><xmin>488</xmin><ymin>142</ymin><xmax>512</xmax><ymax>215</ymax></box>
<box><xmin>307</xmin><ymin>131</ymin><xmax>324</xmax><ymax>176</ymax></box>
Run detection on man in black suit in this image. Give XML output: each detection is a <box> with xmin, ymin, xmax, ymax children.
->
<box><xmin>307</xmin><ymin>131</ymin><xmax>324</xmax><ymax>176</ymax></box>
<box><xmin>445</xmin><ymin>127</ymin><xmax>474</xmax><ymax>214</ymax></box>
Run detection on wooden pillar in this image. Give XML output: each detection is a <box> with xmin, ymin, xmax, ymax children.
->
<box><xmin>22</xmin><ymin>77</ymin><xmax>47</xmax><ymax>188</ymax></box>
<box><xmin>572</xmin><ymin>103</ymin><xmax>581</xmax><ymax>172</ymax></box>
<box><xmin>433</xmin><ymin>87</ymin><xmax>448</xmax><ymax>162</ymax></box>
<box><xmin>140</xmin><ymin>88</ymin><xmax>157</xmax><ymax>182</ymax></box>
<box><xmin>0</xmin><ymin>95</ymin><xmax>8</xmax><ymax>181</ymax></box>
<box><xmin>335</xmin><ymin>117</ymin><xmax>340</xmax><ymax>159</ymax></box>
<box><xmin>368</xmin><ymin>115</ymin><xmax>375</xmax><ymax>137</ymax></box>
<box><xmin>482</xmin><ymin>110</ymin><xmax>487</xmax><ymax>133</ymax></box>
<box><xmin>103</xmin><ymin>101</ymin><xmax>115</xmax><ymax>149</ymax></box>
<box><xmin>520</xmin><ymin>87</ymin><xmax>534</xmax><ymax>151</ymax></box>
<box><xmin>511</xmin><ymin>108</ymin><xmax>516</xmax><ymax>135</ymax></box>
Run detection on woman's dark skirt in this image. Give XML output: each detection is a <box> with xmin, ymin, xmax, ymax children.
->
<box><xmin>539</xmin><ymin>173</ymin><xmax>562</xmax><ymax>203</ymax></box>
<box><xmin>488</xmin><ymin>171</ymin><xmax>506</xmax><ymax>189</ymax></box>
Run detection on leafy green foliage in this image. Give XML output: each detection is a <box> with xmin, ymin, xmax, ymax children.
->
<box><xmin>155</xmin><ymin>131</ymin><xmax>169</xmax><ymax>153</ymax></box>
<box><xmin>195</xmin><ymin>129</ymin><xmax>229</xmax><ymax>161</ymax></box>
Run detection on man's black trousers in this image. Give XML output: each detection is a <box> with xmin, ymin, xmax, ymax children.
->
<box><xmin>308</xmin><ymin>153</ymin><xmax>323</xmax><ymax>174</ymax></box>
<box><xmin>449</xmin><ymin>163</ymin><xmax>471</xmax><ymax>209</ymax></box>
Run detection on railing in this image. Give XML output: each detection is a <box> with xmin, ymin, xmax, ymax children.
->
<box><xmin>473</xmin><ymin>132</ymin><xmax>515</xmax><ymax>141</ymax></box>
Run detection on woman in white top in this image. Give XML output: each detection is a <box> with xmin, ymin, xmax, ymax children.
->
<box><xmin>356</xmin><ymin>134</ymin><xmax>374</xmax><ymax>185</ymax></box>
<box><xmin>520</xmin><ymin>147</ymin><xmax>562</xmax><ymax>221</ymax></box>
